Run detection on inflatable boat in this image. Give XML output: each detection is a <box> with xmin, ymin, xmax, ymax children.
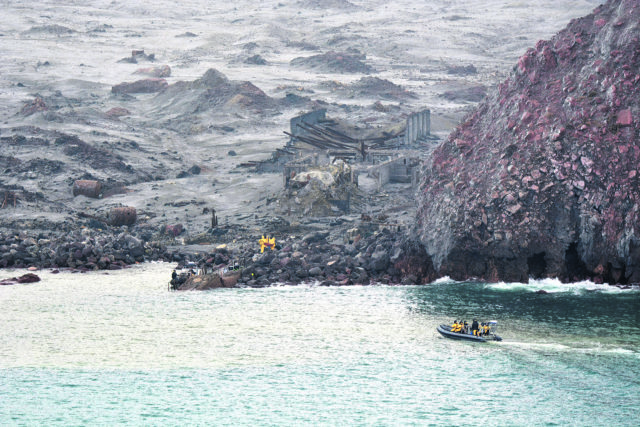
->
<box><xmin>437</xmin><ymin>321</ymin><xmax>502</xmax><ymax>342</ymax></box>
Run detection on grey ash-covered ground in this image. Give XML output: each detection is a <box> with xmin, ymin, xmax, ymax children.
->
<box><xmin>0</xmin><ymin>0</ymin><xmax>601</xmax><ymax>283</ymax></box>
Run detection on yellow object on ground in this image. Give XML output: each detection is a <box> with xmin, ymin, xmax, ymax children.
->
<box><xmin>259</xmin><ymin>235</ymin><xmax>276</xmax><ymax>253</ymax></box>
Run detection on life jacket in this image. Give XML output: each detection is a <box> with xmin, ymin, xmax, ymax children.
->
<box><xmin>484</xmin><ymin>325</ymin><xmax>490</xmax><ymax>334</ymax></box>
<box><xmin>451</xmin><ymin>322</ymin><xmax>458</xmax><ymax>331</ymax></box>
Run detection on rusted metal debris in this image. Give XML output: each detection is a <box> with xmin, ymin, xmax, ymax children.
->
<box><xmin>108</xmin><ymin>206</ymin><xmax>137</xmax><ymax>226</ymax></box>
<box><xmin>1</xmin><ymin>191</ymin><xmax>19</xmax><ymax>209</ymax></box>
<box><xmin>73</xmin><ymin>180</ymin><xmax>102</xmax><ymax>198</ymax></box>
<box><xmin>286</xmin><ymin>120</ymin><xmax>405</xmax><ymax>158</ymax></box>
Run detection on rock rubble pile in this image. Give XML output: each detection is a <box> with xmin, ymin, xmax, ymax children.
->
<box><xmin>173</xmin><ymin>227</ymin><xmax>430</xmax><ymax>289</ymax></box>
<box><xmin>0</xmin><ymin>229</ymin><xmax>169</xmax><ymax>270</ymax></box>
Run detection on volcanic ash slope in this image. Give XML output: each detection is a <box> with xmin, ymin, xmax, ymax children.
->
<box><xmin>416</xmin><ymin>0</ymin><xmax>640</xmax><ymax>285</ymax></box>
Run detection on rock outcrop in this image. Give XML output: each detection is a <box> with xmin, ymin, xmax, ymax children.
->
<box><xmin>0</xmin><ymin>273</ymin><xmax>41</xmax><ymax>286</ymax></box>
<box><xmin>152</xmin><ymin>68</ymin><xmax>276</xmax><ymax>116</ymax></box>
<box><xmin>112</xmin><ymin>78</ymin><xmax>168</xmax><ymax>94</ymax></box>
<box><xmin>290</xmin><ymin>50</ymin><xmax>373</xmax><ymax>74</ymax></box>
<box><xmin>416</xmin><ymin>0</ymin><xmax>640</xmax><ymax>284</ymax></box>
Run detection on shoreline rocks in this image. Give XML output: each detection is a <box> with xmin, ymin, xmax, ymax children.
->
<box><xmin>0</xmin><ymin>273</ymin><xmax>41</xmax><ymax>285</ymax></box>
<box><xmin>0</xmin><ymin>227</ymin><xmax>171</xmax><ymax>271</ymax></box>
<box><xmin>0</xmin><ymin>210</ymin><xmax>433</xmax><ymax>288</ymax></box>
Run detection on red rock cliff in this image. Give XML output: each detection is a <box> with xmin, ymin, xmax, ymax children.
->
<box><xmin>417</xmin><ymin>0</ymin><xmax>640</xmax><ymax>284</ymax></box>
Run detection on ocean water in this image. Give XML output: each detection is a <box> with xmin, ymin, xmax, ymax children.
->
<box><xmin>1</xmin><ymin>263</ymin><xmax>638</xmax><ymax>426</ymax></box>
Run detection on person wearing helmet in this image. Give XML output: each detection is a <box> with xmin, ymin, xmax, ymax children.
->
<box><xmin>453</xmin><ymin>321</ymin><xmax>463</xmax><ymax>333</ymax></box>
<box><xmin>471</xmin><ymin>319</ymin><xmax>479</xmax><ymax>336</ymax></box>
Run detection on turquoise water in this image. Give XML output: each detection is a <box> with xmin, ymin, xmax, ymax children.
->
<box><xmin>1</xmin><ymin>264</ymin><xmax>639</xmax><ymax>426</ymax></box>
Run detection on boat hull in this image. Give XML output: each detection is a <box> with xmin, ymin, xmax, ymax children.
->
<box><xmin>436</xmin><ymin>324</ymin><xmax>502</xmax><ymax>342</ymax></box>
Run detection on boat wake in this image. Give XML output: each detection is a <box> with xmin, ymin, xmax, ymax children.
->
<box><xmin>500</xmin><ymin>339</ymin><xmax>639</xmax><ymax>357</ymax></box>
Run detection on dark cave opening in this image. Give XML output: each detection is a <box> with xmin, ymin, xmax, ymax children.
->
<box><xmin>604</xmin><ymin>262</ymin><xmax>628</xmax><ymax>285</ymax></box>
<box><xmin>564</xmin><ymin>242</ymin><xmax>589</xmax><ymax>281</ymax></box>
<box><xmin>527</xmin><ymin>252</ymin><xmax>547</xmax><ymax>279</ymax></box>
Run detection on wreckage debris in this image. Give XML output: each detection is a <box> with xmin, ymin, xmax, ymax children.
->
<box><xmin>108</xmin><ymin>206</ymin><xmax>137</xmax><ymax>226</ymax></box>
<box><xmin>73</xmin><ymin>180</ymin><xmax>102</xmax><ymax>198</ymax></box>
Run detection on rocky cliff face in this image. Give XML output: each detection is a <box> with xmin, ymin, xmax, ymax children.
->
<box><xmin>416</xmin><ymin>0</ymin><xmax>640</xmax><ymax>284</ymax></box>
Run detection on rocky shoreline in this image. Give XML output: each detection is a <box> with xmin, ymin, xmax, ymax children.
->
<box><xmin>0</xmin><ymin>216</ymin><xmax>433</xmax><ymax>288</ymax></box>
<box><xmin>0</xmin><ymin>227</ymin><xmax>167</xmax><ymax>271</ymax></box>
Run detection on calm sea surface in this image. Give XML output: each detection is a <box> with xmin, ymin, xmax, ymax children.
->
<box><xmin>1</xmin><ymin>263</ymin><xmax>639</xmax><ymax>426</ymax></box>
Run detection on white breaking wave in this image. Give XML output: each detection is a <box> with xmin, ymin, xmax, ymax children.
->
<box><xmin>487</xmin><ymin>277</ymin><xmax>639</xmax><ymax>294</ymax></box>
<box><xmin>432</xmin><ymin>276</ymin><xmax>455</xmax><ymax>285</ymax></box>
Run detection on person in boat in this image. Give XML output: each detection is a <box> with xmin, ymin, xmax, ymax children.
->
<box><xmin>453</xmin><ymin>321</ymin><xmax>462</xmax><ymax>333</ymax></box>
<box><xmin>483</xmin><ymin>323</ymin><xmax>491</xmax><ymax>336</ymax></box>
<box><xmin>457</xmin><ymin>322</ymin><xmax>464</xmax><ymax>333</ymax></box>
<box><xmin>471</xmin><ymin>319</ymin><xmax>479</xmax><ymax>336</ymax></box>
<box><xmin>460</xmin><ymin>321</ymin><xmax>468</xmax><ymax>334</ymax></box>
<box><xmin>451</xmin><ymin>320</ymin><xmax>459</xmax><ymax>332</ymax></box>
<box><xmin>172</xmin><ymin>269</ymin><xmax>177</xmax><ymax>280</ymax></box>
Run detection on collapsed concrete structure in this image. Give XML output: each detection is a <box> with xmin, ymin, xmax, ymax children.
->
<box><xmin>246</xmin><ymin>108</ymin><xmax>432</xmax><ymax>217</ymax></box>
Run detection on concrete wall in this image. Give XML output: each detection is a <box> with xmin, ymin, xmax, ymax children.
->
<box><xmin>373</xmin><ymin>158</ymin><xmax>418</xmax><ymax>190</ymax></box>
<box><xmin>377</xmin><ymin>164</ymin><xmax>391</xmax><ymax>190</ymax></box>
<box><xmin>390</xmin><ymin>162</ymin><xmax>412</xmax><ymax>183</ymax></box>
<box><xmin>404</xmin><ymin>109</ymin><xmax>430</xmax><ymax>145</ymax></box>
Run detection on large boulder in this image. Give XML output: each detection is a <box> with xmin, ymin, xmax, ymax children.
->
<box><xmin>111</xmin><ymin>78</ymin><xmax>168</xmax><ymax>94</ymax></box>
<box><xmin>416</xmin><ymin>0</ymin><xmax>640</xmax><ymax>285</ymax></box>
<box><xmin>0</xmin><ymin>273</ymin><xmax>41</xmax><ymax>285</ymax></box>
<box><xmin>180</xmin><ymin>271</ymin><xmax>241</xmax><ymax>290</ymax></box>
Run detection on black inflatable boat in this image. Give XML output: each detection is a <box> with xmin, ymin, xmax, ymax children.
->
<box><xmin>437</xmin><ymin>322</ymin><xmax>502</xmax><ymax>342</ymax></box>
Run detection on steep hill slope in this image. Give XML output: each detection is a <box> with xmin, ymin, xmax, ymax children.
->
<box><xmin>417</xmin><ymin>0</ymin><xmax>640</xmax><ymax>284</ymax></box>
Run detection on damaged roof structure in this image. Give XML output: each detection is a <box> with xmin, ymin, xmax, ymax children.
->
<box><xmin>245</xmin><ymin>108</ymin><xmax>433</xmax><ymax>188</ymax></box>
<box><xmin>241</xmin><ymin>108</ymin><xmax>434</xmax><ymax>218</ymax></box>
